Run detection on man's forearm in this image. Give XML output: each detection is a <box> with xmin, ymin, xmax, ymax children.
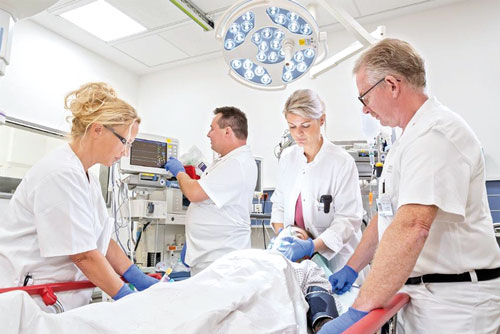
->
<box><xmin>70</xmin><ymin>249</ymin><xmax>124</xmax><ymax>297</ymax></box>
<box><xmin>347</xmin><ymin>215</ymin><xmax>379</xmax><ymax>272</ymax></box>
<box><xmin>177</xmin><ymin>172</ymin><xmax>209</xmax><ymax>202</ymax></box>
<box><xmin>353</xmin><ymin>205</ymin><xmax>437</xmax><ymax>311</ymax></box>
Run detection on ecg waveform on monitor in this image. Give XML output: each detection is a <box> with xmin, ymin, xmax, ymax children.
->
<box><xmin>130</xmin><ymin>139</ymin><xmax>167</xmax><ymax>168</ymax></box>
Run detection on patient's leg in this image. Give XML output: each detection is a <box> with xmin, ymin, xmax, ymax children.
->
<box><xmin>305</xmin><ymin>286</ymin><xmax>339</xmax><ymax>333</ymax></box>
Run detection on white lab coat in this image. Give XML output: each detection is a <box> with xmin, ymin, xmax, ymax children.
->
<box><xmin>0</xmin><ymin>144</ymin><xmax>113</xmax><ymax>312</ymax></box>
<box><xmin>185</xmin><ymin>145</ymin><xmax>257</xmax><ymax>274</ymax></box>
<box><xmin>271</xmin><ymin>138</ymin><xmax>364</xmax><ymax>274</ymax></box>
<box><xmin>378</xmin><ymin>97</ymin><xmax>500</xmax><ymax>333</ymax></box>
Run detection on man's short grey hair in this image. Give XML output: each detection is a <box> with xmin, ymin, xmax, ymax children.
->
<box><xmin>283</xmin><ymin>89</ymin><xmax>325</xmax><ymax>120</ymax></box>
<box><xmin>353</xmin><ymin>38</ymin><xmax>426</xmax><ymax>89</ymax></box>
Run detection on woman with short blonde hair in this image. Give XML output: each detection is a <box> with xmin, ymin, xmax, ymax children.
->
<box><xmin>271</xmin><ymin>89</ymin><xmax>366</xmax><ymax>285</ymax></box>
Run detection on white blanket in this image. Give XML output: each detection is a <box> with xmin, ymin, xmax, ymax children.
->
<box><xmin>1</xmin><ymin>249</ymin><xmax>309</xmax><ymax>334</ymax></box>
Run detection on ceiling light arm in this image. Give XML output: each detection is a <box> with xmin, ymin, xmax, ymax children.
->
<box><xmin>310</xmin><ymin>25</ymin><xmax>385</xmax><ymax>78</ymax></box>
<box><xmin>169</xmin><ymin>0</ymin><xmax>214</xmax><ymax>31</ymax></box>
<box><xmin>315</xmin><ymin>0</ymin><xmax>375</xmax><ymax>46</ymax></box>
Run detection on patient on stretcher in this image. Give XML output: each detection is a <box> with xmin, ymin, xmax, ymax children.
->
<box><xmin>0</xmin><ymin>229</ymin><xmax>355</xmax><ymax>334</ymax></box>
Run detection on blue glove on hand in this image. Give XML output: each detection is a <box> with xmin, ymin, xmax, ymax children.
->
<box><xmin>180</xmin><ymin>243</ymin><xmax>189</xmax><ymax>268</ymax></box>
<box><xmin>277</xmin><ymin>236</ymin><xmax>315</xmax><ymax>262</ymax></box>
<box><xmin>112</xmin><ymin>283</ymin><xmax>134</xmax><ymax>301</ymax></box>
<box><xmin>123</xmin><ymin>264</ymin><xmax>159</xmax><ymax>291</ymax></box>
<box><xmin>165</xmin><ymin>157</ymin><xmax>185</xmax><ymax>177</ymax></box>
<box><xmin>318</xmin><ymin>307</ymin><xmax>368</xmax><ymax>334</ymax></box>
<box><xmin>329</xmin><ymin>265</ymin><xmax>358</xmax><ymax>295</ymax></box>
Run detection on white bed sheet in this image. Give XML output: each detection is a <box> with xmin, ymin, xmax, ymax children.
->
<box><xmin>1</xmin><ymin>249</ymin><xmax>309</xmax><ymax>334</ymax></box>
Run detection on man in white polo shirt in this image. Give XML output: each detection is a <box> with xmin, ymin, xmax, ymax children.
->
<box><xmin>165</xmin><ymin>106</ymin><xmax>257</xmax><ymax>275</ymax></box>
<box><xmin>322</xmin><ymin>39</ymin><xmax>500</xmax><ymax>334</ymax></box>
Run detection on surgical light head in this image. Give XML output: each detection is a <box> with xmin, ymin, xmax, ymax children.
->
<box><xmin>215</xmin><ymin>0</ymin><xmax>327</xmax><ymax>90</ymax></box>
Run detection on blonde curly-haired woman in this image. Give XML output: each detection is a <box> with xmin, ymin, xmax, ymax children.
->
<box><xmin>0</xmin><ymin>82</ymin><xmax>158</xmax><ymax>312</ymax></box>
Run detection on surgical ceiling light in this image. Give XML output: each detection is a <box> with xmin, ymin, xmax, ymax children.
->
<box><xmin>60</xmin><ymin>0</ymin><xmax>146</xmax><ymax>42</ymax></box>
<box><xmin>216</xmin><ymin>0</ymin><xmax>327</xmax><ymax>90</ymax></box>
<box><xmin>170</xmin><ymin>0</ymin><xmax>214</xmax><ymax>31</ymax></box>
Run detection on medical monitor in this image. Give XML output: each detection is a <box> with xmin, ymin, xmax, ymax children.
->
<box><xmin>120</xmin><ymin>133</ymin><xmax>179</xmax><ymax>175</ymax></box>
<box><xmin>254</xmin><ymin>157</ymin><xmax>263</xmax><ymax>192</ymax></box>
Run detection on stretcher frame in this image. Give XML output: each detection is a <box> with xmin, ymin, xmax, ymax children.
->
<box><xmin>0</xmin><ymin>273</ymin><xmax>162</xmax><ymax>313</ymax></box>
<box><xmin>0</xmin><ymin>278</ymin><xmax>409</xmax><ymax>334</ymax></box>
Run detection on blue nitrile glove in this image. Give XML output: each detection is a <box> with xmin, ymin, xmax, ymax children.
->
<box><xmin>180</xmin><ymin>243</ymin><xmax>189</xmax><ymax>268</ymax></box>
<box><xmin>165</xmin><ymin>157</ymin><xmax>185</xmax><ymax>177</ymax></box>
<box><xmin>277</xmin><ymin>236</ymin><xmax>315</xmax><ymax>262</ymax></box>
<box><xmin>123</xmin><ymin>264</ymin><xmax>159</xmax><ymax>291</ymax></box>
<box><xmin>329</xmin><ymin>265</ymin><xmax>358</xmax><ymax>295</ymax></box>
<box><xmin>318</xmin><ymin>307</ymin><xmax>368</xmax><ymax>334</ymax></box>
<box><xmin>112</xmin><ymin>283</ymin><xmax>135</xmax><ymax>301</ymax></box>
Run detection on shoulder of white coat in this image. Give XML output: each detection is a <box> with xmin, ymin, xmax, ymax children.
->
<box><xmin>279</xmin><ymin>144</ymin><xmax>300</xmax><ymax>161</ymax></box>
<box><xmin>225</xmin><ymin>146</ymin><xmax>256</xmax><ymax>173</ymax></box>
<box><xmin>26</xmin><ymin>145</ymin><xmax>85</xmax><ymax>183</ymax></box>
<box><xmin>323</xmin><ymin>141</ymin><xmax>356</xmax><ymax>165</ymax></box>
<box><xmin>419</xmin><ymin>102</ymin><xmax>481</xmax><ymax>154</ymax></box>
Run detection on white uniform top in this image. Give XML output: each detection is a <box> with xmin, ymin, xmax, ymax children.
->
<box><xmin>185</xmin><ymin>145</ymin><xmax>257</xmax><ymax>267</ymax></box>
<box><xmin>0</xmin><ymin>144</ymin><xmax>113</xmax><ymax>312</ymax></box>
<box><xmin>378</xmin><ymin>97</ymin><xmax>500</xmax><ymax>277</ymax></box>
<box><xmin>271</xmin><ymin>138</ymin><xmax>364</xmax><ymax>273</ymax></box>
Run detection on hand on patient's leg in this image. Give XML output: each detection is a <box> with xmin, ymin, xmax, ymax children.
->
<box><xmin>329</xmin><ymin>265</ymin><xmax>358</xmax><ymax>295</ymax></box>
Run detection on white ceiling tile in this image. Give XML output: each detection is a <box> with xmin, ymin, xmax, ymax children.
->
<box><xmin>194</xmin><ymin>0</ymin><xmax>237</xmax><ymax>13</ymax></box>
<box><xmin>106</xmin><ymin>0</ymin><xmax>189</xmax><ymax>29</ymax></box>
<box><xmin>354</xmin><ymin>0</ymin><xmax>427</xmax><ymax>16</ymax></box>
<box><xmin>159</xmin><ymin>22</ymin><xmax>220</xmax><ymax>56</ymax></box>
<box><xmin>114</xmin><ymin>34</ymin><xmax>188</xmax><ymax>66</ymax></box>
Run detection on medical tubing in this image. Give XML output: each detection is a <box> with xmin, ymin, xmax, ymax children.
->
<box><xmin>134</xmin><ymin>222</ymin><xmax>151</xmax><ymax>252</ymax></box>
<box><xmin>262</xmin><ymin>219</ymin><xmax>266</xmax><ymax>249</ymax></box>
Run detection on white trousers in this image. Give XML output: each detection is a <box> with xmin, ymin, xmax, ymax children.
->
<box><xmin>398</xmin><ymin>277</ymin><xmax>500</xmax><ymax>334</ymax></box>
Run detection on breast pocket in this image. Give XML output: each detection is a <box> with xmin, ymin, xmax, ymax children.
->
<box><xmin>314</xmin><ymin>197</ymin><xmax>335</xmax><ymax>227</ymax></box>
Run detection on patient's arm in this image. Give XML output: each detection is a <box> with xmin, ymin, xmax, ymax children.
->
<box><xmin>70</xmin><ymin>249</ymin><xmax>124</xmax><ymax>298</ymax></box>
<box><xmin>305</xmin><ymin>286</ymin><xmax>338</xmax><ymax>333</ymax></box>
<box><xmin>346</xmin><ymin>214</ymin><xmax>379</xmax><ymax>272</ymax></box>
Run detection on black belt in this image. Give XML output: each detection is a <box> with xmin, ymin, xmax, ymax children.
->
<box><xmin>405</xmin><ymin>267</ymin><xmax>500</xmax><ymax>285</ymax></box>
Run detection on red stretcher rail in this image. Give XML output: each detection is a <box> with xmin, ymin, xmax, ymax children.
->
<box><xmin>343</xmin><ymin>293</ymin><xmax>410</xmax><ymax>334</ymax></box>
<box><xmin>0</xmin><ymin>273</ymin><xmax>163</xmax><ymax>307</ymax></box>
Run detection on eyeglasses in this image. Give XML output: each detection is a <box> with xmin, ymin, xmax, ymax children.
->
<box><xmin>104</xmin><ymin>125</ymin><xmax>132</xmax><ymax>149</ymax></box>
<box><xmin>358</xmin><ymin>78</ymin><xmax>385</xmax><ymax>107</ymax></box>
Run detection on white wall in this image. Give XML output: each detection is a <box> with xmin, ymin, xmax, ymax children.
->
<box><xmin>0</xmin><ymin>20</ymin><xmax>139</xmax><ymax>132</ymax></box>
<box><xmin>137</xmin><ymin>0</ymin><xmax>500</xmax><ymax>187</ymax></box>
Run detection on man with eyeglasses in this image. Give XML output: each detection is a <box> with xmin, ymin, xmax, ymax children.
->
<box><xmin>320</xmin><ymin>39</ymin><xmax>500</xmax><ymax>333</ymax></box>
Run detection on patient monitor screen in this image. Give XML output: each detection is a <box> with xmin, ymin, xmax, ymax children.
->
<box><xmin>130</xmin><ymin>138</ymin><xmax>167</xmax><ymax>169</ymax></box>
